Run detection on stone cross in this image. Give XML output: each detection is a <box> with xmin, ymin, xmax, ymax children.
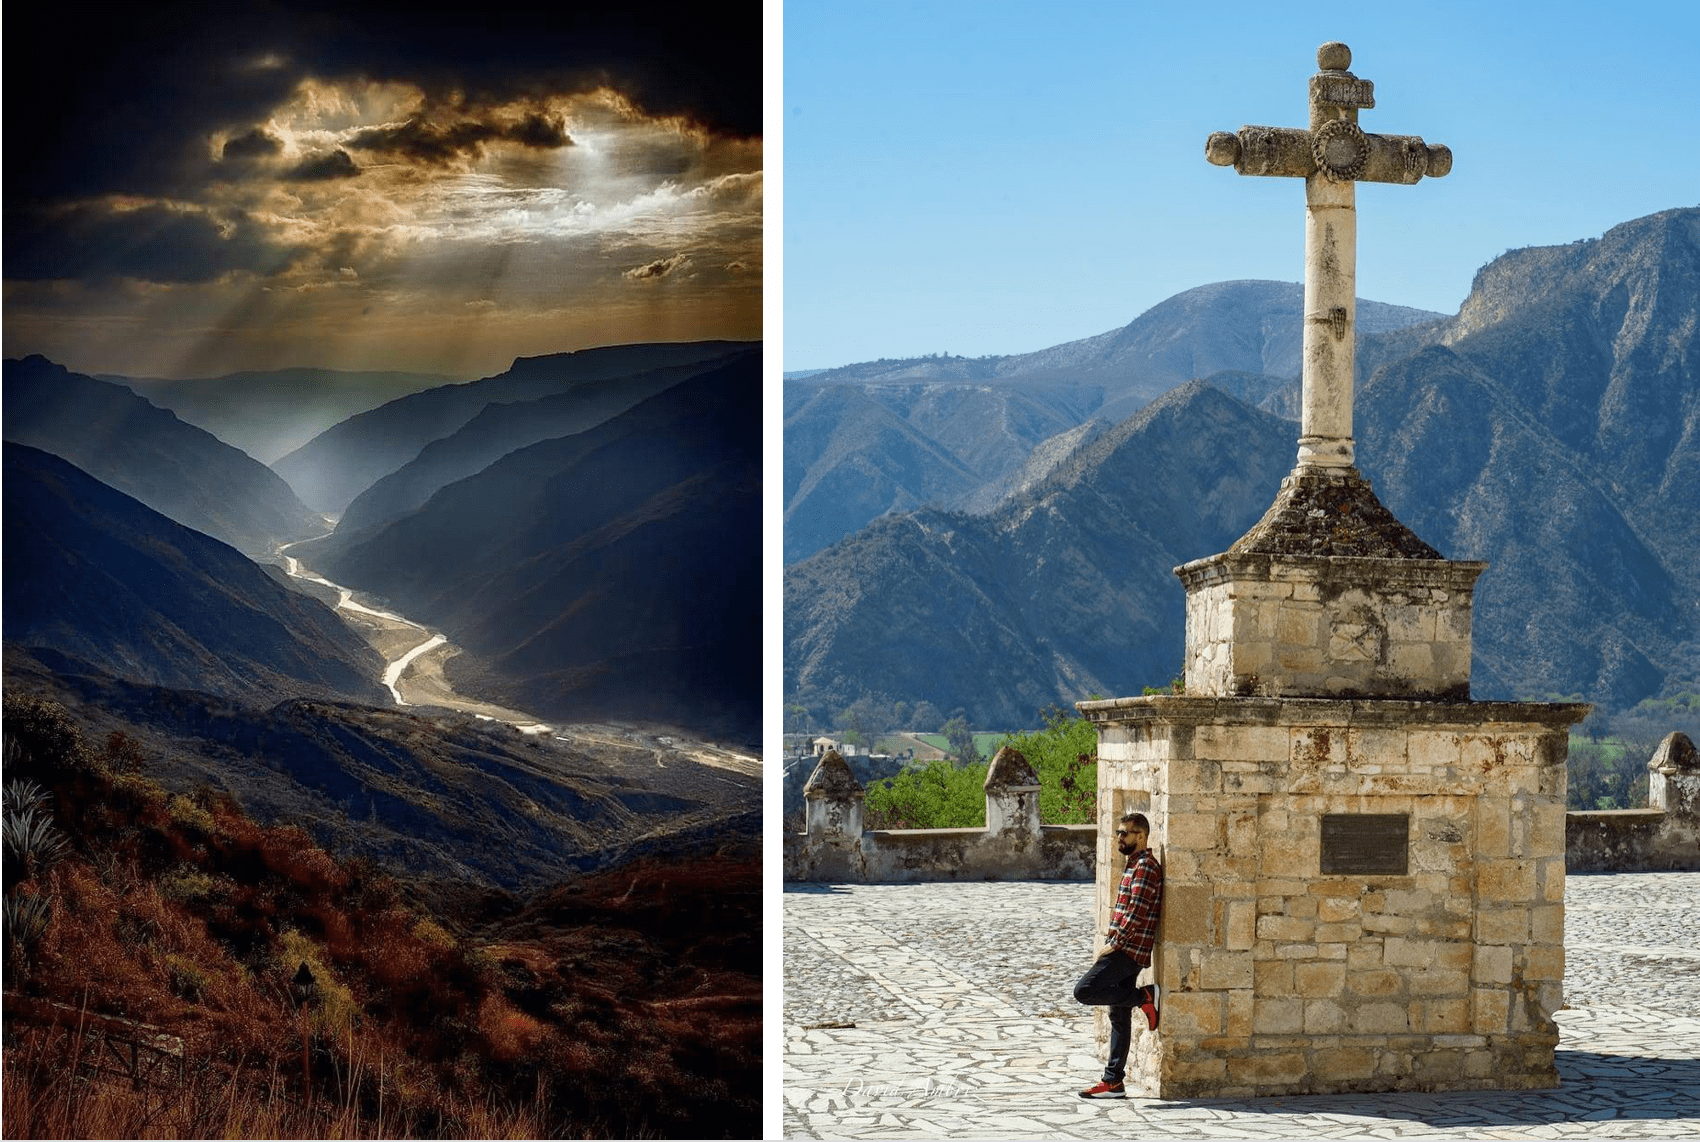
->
<box><xmin>1206</xmin><ymin>42</ymin><xmax>1451</xmax><ymax>471</ymax></box>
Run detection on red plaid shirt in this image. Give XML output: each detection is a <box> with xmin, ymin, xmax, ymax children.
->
<box><xmin>1108</xmin><ymin>847</ymin><xmax>1163</xmax><ymax>965</ymax></box>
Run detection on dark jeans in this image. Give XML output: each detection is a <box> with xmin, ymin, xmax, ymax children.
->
<box><xmin>1073</xmin><ymin>952</ymin><xmax>1150</xmax><ymax>1084</ymax></box>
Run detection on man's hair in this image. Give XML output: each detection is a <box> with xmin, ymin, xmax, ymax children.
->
<box><xmin>1120</xmin><ymin>811</ymin><xmax>1150</xmax><ymax>831</ymax></box>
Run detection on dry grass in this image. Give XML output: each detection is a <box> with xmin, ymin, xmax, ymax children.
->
<box><xmin>4</xmin><ymin>703</ymin><xmax>760</xmax><ymax>1138</ymax></box>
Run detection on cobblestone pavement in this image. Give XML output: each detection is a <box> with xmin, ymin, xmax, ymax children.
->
<box><xmin>781</xmin><ymin>873</ymin><xmax>1700</xmax><ymax>1139</ymax></box>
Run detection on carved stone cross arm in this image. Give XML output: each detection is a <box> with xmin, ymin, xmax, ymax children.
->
<box><xmin>1205</xmin><ymin>124</ymin><xmax>1451</xmax><ymax>185</ymax></box>
<box><xmin>1202</xmin><ymin>42</ymin><xmax>1451</xmax><ymax>472</ymax></box>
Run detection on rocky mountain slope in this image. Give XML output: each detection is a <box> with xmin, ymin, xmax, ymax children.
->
<box><xmin>3</xmin><ymin>356</ymin><xmax>323</xmax><ymax>557</ymax></box>
<box><xmin>273</xmin><ymin>340</ymin><xmax>754</xmax><ymax>513</ymax></box>
<box><xmin>3</xmin><ymin>443</ymin><xmax>385</xmax><ymax>706</ymax></box>
<box><xmin>785</xmin><ymin>208</ymin><xmax>1700</xmax><ymax>725</ymax></box>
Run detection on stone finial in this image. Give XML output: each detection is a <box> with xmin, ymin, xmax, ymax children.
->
<box><xmin>1648</xmin><ymin>732</ymin><xmax>1698</xmax><ymax>818</ymax></box>
<box><xmin>803</xmin><ymin>748</ymin><xmax>864</xmax><ymax>801</ymax></box>
<box><xmin>983</xmin><ymin>746</ymin><xmax>1039</xmax><ymax>790</ymax></box>
<box><xmin>1317</xmin><ymin>42</ymin><xmax>1351</xmax><ymax>72</ymax></box>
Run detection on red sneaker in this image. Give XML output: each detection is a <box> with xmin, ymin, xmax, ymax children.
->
<box><xmin>1078</xmin><ymin>1080</ymin><xmax>1125</xmax><ymax>1099</ymax></box>
<box><xmin>1139</xmin><ymin>984</ymin><xmax>1160</xmax><ymax>1031</ymax></box>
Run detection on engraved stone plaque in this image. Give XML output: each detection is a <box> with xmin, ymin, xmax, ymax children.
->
<box><xmin>1320</xmin><ymin>813</ymin><xmax>1409</xmax><ymax>875</ymax></box>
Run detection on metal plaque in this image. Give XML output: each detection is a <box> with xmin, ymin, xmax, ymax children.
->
<box><xmin>1320</xmin><ymin>813</ymin><xmax>1409</xmax><ymax>875</ymax></box>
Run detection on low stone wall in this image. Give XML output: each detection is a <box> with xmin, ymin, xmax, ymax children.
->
<box><xmin>785</xmin><ymin>733</ymin><xmax>1700</xmax><ymax>884</ymax></box>
<box><xmin>1566</xmin><ymin>733</ymin><xmax>1699</xmax><ymax>872</ymax></box>
<box><xmin>782</xmin><ymin>747</ymin><xmax>1095</xmax><ymax>883</ymax></box>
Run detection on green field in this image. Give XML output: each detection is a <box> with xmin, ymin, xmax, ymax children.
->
<box><xmin>911</xmin><ymin>732</ymin><xmax>1011</xmax><ymax>757</ymax></box>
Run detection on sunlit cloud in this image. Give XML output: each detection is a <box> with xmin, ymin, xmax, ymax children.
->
<box><xmin>6</xmin><ymin>73</ymin><xmax>760</xmax><ymax>377</ymax></box>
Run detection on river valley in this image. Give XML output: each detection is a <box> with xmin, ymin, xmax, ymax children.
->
<box><xmin>274</xmin><ymin>540</ymin><xmax>762</xmax><ymax>783</ymax></box>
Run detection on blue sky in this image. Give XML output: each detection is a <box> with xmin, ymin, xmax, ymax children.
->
<box><xmin>781</xmin><ymin>0</ymin><xmax>1700</xmax><ymax>370</ymax></box>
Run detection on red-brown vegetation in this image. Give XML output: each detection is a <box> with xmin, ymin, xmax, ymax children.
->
<box><xmin>3</xmin><ymin>700</ymin><xmax>760</xmax><ymax>1138</ymax></box>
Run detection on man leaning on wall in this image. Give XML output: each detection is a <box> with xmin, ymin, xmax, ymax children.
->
<box><xmin>1072</xmin><ymin>811</ymin><xmax>1162</xmax><ymax>1099</ymax></box>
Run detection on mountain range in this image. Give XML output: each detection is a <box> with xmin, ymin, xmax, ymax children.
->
<box><xmin>783</xmin><ymin>284</ymin><xmax>1443</xmax><ymax>563</ymax></box>
<box><xmin>273</xmin><ymin>340</ymin><xmax>754</xmax><ymax>514</ymax></box>
<box><xmin>109</xmin><ymin>366</ymin><xmax>458</xmax><ymax>464</ymax></box>
<box><xmin>785</xmin><ymin>207</ymin><xmax>1700</xmax><ymax>727</ymax></box>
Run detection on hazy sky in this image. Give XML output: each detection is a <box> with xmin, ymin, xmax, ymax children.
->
<box><xmin>4</xmin><ymin>2</ymin><xmax>761</xmax><ymax>379</ymax></box>
<box><xmin>783</xmin><ymin>0</ymin><xmax>1700</xmax><ymax>370</ymax></box>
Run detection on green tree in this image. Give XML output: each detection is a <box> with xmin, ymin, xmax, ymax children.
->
<box><xmin>940</xmin><ymin>716</ymin><xmax>980</xmax><ymax>766</ymax></box>
<box><xmin>864</xmin><ymin>758</ymin><xmax>987</xmax><ymax>829</ymax></box>
<box><xmin>909</xmin><ymin>701</ymin><xmax>942</xmax><ymax>732</ymax></box>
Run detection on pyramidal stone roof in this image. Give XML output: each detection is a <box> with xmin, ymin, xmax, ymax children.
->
<box><xmin>803</xmin><ymin>749</ymin><xmax>863</xmax><ymax>798</ymax></box>
<box><xmin>1228</xmin><ymin>468</ymin><xmax>1441</xmax><ymax>560</ymax></box>
<box><xmin>983</xmin><ymin>746</ymin><xmax>1039</xmax><ymax>790</ymax></box>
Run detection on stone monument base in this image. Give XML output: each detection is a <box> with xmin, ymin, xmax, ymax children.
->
<box><xmin>1080</xmin><ymin>693</ymin><xmax>1587</xmax><ymax>1098</ymax></box>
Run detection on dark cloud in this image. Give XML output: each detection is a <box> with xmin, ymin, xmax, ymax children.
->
<box><xmin>506</xmin><ymin>113</ymin><xmax>572</xmax><ymax>150</ymax></box>
<box><xmin>3</xmin><ymin>2</ymin><xmax>758</xmax><ymax>207</ymax></box>
<box><xmin>624</xmin><ymin>253</ymin><xmax>690</xmax><ymax>281</ymax></box>
<box><xmin>286</xmin><ymin>149</ymin><xmax>361</xmax><ymax>181</ymax></box>
<box><xmin>4</xmin><ymin>203</ymin><xmax>302</xmax><ymax>284</ymax></box>
<box><xmin>347</xmin><ymin>114</ymin><xmax>571</xmax><ymax>165</ymax></box>
<box><xmin>222</xmin><ymin>128</ymin><xmax>284</xmax><ymax>160</ymax></box>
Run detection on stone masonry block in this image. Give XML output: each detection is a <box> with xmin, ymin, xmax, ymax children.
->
<box><xmin>1201</xmin><ymin>950</ymin><xmax>1255</xmax><ymax>990</ymax></box>
<box><xmin>1164</xmin><ymin>991</ymin><xmax>1224</xmax><ymax>1037</ymax></box>
<box><xmin>1253</xmin><ymin>996</ymin><xmax>1304</xmax><ymax>1035</ymax></box>
<box><xmin>1472</xmin><ymin>988</ymin><xmax>1510</xmax><ymax>1035</ymax></box>
<box><xmin>1384</xmin><ymin>937</ymin><xmax>1441</xmax><ymax>968</ymax></box>
<box><xmin>1347</xmin><ymin>727</ymin><xmax>1409</xmax><ymax>769</ymax></box>
<box><xmin>1474</xmin><ymin>945</ymin><xmax>1513</xmax><ymax>985</ymax></box>
<box><xmin>1169</xmin><ymin>812</ymin><xmax>1221</xmax><ymax>850</ymax></box>
<box><xmin>1385</xmin><ymin>604</ymin><xmax>1435</xmax><ymax>643</ymax></box>
<box><xmin>1478</xmin><ymin>908</ymin><xmax>1529</xmax><ymax>945</ymax></box>
<box><xmin>1523</xmin><ymin>946</ymin><xmax>1564</xmax><ymax>981</ymax></box>
<box><xmin>1317</xmin><ymin>896</ymin><xmax>1361</xmax><ymax>923</ymax></box>
<box><xmin>1257</xmin><ymin>914</ymin><xmax>1315</xmax><ymax>943</ymax></box>
<box><xmin>1474</xmin><ymin>798</ymin><xmax>1511</xmax><ymax>860</ymax></box>
<box><xmin>1227</xmin><ymin>1052</ymin><xmax>1308</xmax><ymax>1086</ymax></box>
<box><xmin>1350</xmin><ymin>1001</ymin><xmax>1413</xmax><ymax>1034</ymax></box>
<box><xmin>1531</xmin><ymin>904</ymin><xmax>1564</xmax><ymax>945</ymax></box>
<box><xmin>1294</xmin><ymin>961</ymin><xmax>1345</xmax><ymax>998</ymax></box>
<box><xmin>1197</xmin><ymin>724</ymin><xmax>1291</xmax><ymax>763</ymax></box>
<box><xmin>1226</xmin><ymin>900</ymin><xmax>1257</xmax><ymax>950</ymax></box>
<box><xmin>1255</xmin><ymin>960</ymin><xmax>1295</xmax><ymax>995</ymax></box>
<box><xmin>1163</xmin><ymin>884</ymin><xmax>1212</xmax><ymax>944</ymax></box>
<box><xmin>1478</xmin><ymin>859</ymin><xmax>1537</xmax><ymax>903</ymax></box>
<box><xmin>1226</xmin><ymin>989</ymin><xmax>1255</xmax><ymax>1038</ymax></box>
<box><xmin>1409</xmin><ymin>967</ymin><xmax>1469</xmax><ymax>997</ymax></box>
<box><xmin>1347</xmin><ymin>968</ymin><xmax>1402</xmax><ymax>997</ymax></box>
<box><xmin>1312</xmin><ymin>1047</ymin><xmax>1376</xmax><ymax>1082</ymax></box>
<box><xmin>1304</xmin><ymin>998</ymin><xmax>1346</xmax><ymax>1033</ymax></box>
<box><xmin>1276</xmin><ymin>604</ymin><xmax>1323</xmax><ymax>648</ymax></box>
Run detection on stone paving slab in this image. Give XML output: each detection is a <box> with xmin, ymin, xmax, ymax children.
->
<box><xmin>783</xmin><ymin>873</ymin><xmax>1700</xmax><ymax>1139</ymax></box>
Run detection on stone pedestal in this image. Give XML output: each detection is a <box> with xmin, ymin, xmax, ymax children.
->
<box><xmin>1081</xmin><ymin>695</ymin><xmax>1585</xmax><ymax>1097</ymax></box>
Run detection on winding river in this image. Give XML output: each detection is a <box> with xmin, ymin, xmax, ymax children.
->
<box><xmin>277</xmin><ymin>541</ymin><xmax>551</xmax><ymax>733</ymax></box>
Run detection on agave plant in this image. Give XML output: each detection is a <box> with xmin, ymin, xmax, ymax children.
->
<box><xmin>3</xmin><ymin>778</ymin><xmax>69</xmax><ymax>887</ymax></box>
<box><xmin>4</xmin><ymin>890</ymin><xmax>54</xmax><ymax>948</ymax></box>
